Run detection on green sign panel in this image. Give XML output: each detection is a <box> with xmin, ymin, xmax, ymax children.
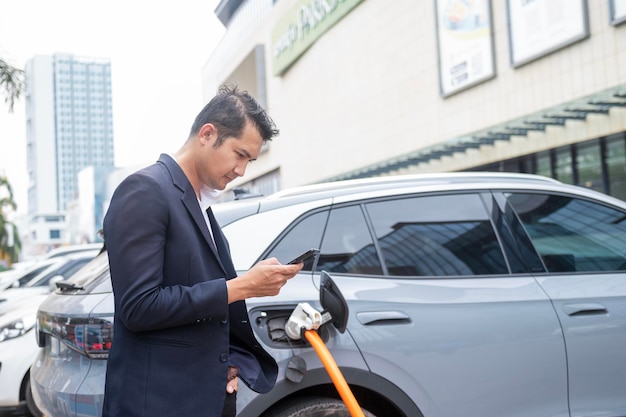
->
<box><xmin>271</xmin><ymin>0</ymin><xmax>365</xmax><ymax>76</ymax></box>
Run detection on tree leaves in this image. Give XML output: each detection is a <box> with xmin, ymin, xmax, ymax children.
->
<box><xmin>0</xmin><ymin>57</ymin><xmax>24</xmax><ymax>112</ymax></box>
<box><xmin>0</xmin><ymin>172</ymin><xmax>22</xmax><ymax>263</ymax></box>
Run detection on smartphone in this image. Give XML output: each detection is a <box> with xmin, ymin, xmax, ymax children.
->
<box><xmin>287</xmin><ymin>248</ymin><xmax>320</xmax><ymax>265</ymax></box>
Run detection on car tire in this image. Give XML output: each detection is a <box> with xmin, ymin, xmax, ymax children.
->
<box><xmin>268</xmin><ymin>396</ymin><xmax>376</xmax><ymax>417</ymax></box>
<box><xmin>25</xmin><ymin>378</ymin><xmax>43</xmax><ymax>417</ymax></box>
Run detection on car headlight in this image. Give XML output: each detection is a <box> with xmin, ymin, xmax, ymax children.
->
<box><xmin>0</xmin><ymin>316</ymin><xmax>36</xmax><ymax>343</ymax></box>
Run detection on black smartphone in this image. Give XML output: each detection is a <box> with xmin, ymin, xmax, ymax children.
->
<box><xmin>287</xmin><ymin>248</ymin><xmax>320</xmax><ymax>265</ymax></box>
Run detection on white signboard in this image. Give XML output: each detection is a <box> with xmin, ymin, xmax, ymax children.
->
<box><xmin>507</xmin><ymin>0</ymin><xmax>589</xmax><ymax>67</ymax></box>
<box><xmin>435</xmin><ymin>0</ymin><xmax>496</xmax><ymax>97</ymax></box>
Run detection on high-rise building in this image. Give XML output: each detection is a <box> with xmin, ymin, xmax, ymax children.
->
<box><xmin>24</xmin><ymin>53</ymin><xmax>114</xmax><ymax>248</ymax></box>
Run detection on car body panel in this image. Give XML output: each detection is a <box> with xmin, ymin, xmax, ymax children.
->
<box><xmin>236</xmin><ymin>324</ymin><xmax>369</xmax><ymax>416</ymax></box>
<box><xmin>535</xmin><ymin>273</ymin><xmax>626</xmax><ymax>417</ymax></box>
<box><xmin>327</xmin><ymin>274</ymin><xmax>569</xmax><ymax>417</ymax></box>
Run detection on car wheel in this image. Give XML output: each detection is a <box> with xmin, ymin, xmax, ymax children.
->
<box><xmin>268</xmin><ymin>396</ymin><xmax>376</xmax><ymax>417</ymax></box>
<box><xmin>25</xmin><ymin>378</ymin><xmax>43</xmax><ymax>417</ymax></box>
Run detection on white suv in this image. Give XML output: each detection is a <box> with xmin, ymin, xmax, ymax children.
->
<box><xmin>31</xmin><ymin>173</ymin><xmax>626</xmax><ymax>417</ymax></box>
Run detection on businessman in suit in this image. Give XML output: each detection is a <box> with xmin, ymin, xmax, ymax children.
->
<box><xmin>102</xmin><ymin>84</ymin><xmax>303</xmax><ymax>417</ymax></box>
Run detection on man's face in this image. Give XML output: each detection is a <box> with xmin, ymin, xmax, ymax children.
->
<box><xmin>199</xmin><ymin>123</ymin><xmax>263</xmax><ymax>190</ymax></box>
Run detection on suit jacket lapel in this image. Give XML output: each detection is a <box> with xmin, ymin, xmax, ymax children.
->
<box><xmin>157</xmin><ymin>154</ymin><xmax>227</xmax><ymax>273</ymax></box>
<box><xmin>207</xmin><ymin>207</ymin><xmax>236</xmax><ymax>278</ymax></box>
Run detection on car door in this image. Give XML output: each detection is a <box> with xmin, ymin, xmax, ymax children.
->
<box><xmin>505</xmin><ymin>191</ymin><xmax>626</xmax><ymax>417</ymax></box>
<box><xmin>314</xmin><ymin>192</ymin><xmax>569</xmax><ymax>417</ymax></box>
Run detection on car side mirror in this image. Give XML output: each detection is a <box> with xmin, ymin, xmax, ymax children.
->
<box><xmin>48</xmin><ymin>275</ymin><xmax>64</xmax><ymax>292</ymax></box>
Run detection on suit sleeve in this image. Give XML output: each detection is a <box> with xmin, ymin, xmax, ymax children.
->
<box><xmin>103</xmin><ymin>172</ymin><xmax>228</xmax><ymax>332</ymax></box>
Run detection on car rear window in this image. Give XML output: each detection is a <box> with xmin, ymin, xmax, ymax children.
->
<box><xmin>507</xmin><ymin>192</ymin><xmax>626</xmax><ymax>272</ymax></box>
<box><xmin>59</xmin><ymin>252</ymin><xmax>111</xmax><ymax>293</ymax></box>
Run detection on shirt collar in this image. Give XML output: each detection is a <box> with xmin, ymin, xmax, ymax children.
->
<box><xmin>198</xmin><ymin>185</ymin><xmax>221</xmax><ymax>211</ymax></box>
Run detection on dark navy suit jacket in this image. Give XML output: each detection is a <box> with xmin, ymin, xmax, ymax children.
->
<box><xmin>102</xmin><ymin>154</ymin><xmax>277</xmax><ymax>417</ymax></box>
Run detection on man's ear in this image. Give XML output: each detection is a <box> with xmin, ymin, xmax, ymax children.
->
<box><xmin>198</xmin><ymin>123</ymin><xmax>217</xmax><ymax>144</ymax></box>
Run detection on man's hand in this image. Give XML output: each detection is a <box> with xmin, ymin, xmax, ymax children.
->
<box><xmin>226</xmin><ymin>366</ymin><xmax>238</xmax><ymax>394</ymax></box>
<box><xmin>226</xmin><ymin>257</ymin><xmax>302</xmax><ymax>303</ymax></box>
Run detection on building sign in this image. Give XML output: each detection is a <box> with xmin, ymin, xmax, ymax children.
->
<box><xmin>434</xmin><ymin>0</ymin><xmax>496</xmax><ymax>97</ymax></box>
<box><xmin>271</xmin><ymin>0</ymin><xmax>364</xmax><ymax>76</ymax></box>
<box><xmin>610</xmin><ymin>0</ymin><xmax>626</xmax><ymax>25</ymax></box>
<box><xmin>507</xmin><ymin>0</ymin><xmax>589</xmax><ymax>67</ymax></box>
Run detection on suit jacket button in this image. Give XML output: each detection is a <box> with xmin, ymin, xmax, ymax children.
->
<box><xmin>221</xmin><ymin>319</ymin><xmax>228</xmax><ymax>325</ymax></box>
<box><xmin>220</xmin><ymin>353</ymin><xmax>228</xmax><ymax>363</ymax></box>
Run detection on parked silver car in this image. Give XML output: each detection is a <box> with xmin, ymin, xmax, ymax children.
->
<box><xmin>31</xmin><ymin>173</ymin><xmax>626</xmax><ymax>417</ymax></box>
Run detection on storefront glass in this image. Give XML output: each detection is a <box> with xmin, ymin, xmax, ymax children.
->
<box><xmin>469</xmin><ymin>132</ymin><xmax>626</xmax><ymax>201</ymax></box>
<box><xmin>576</xmin><ymin>140</ymin><xmax>602</xmax><ymax>192</ymax></box>
<box><xmin>555</xmin><ymin>147</ymin><xmax>574</xmax><ymax>184</ymax></box>
<box><xmin>535</xmin><ymin>151</ymin><xmax>552</xmax><ymax>178</ymax></box>
<box><xmin>606</xmin><ymin>134</ymin><xmax>626</xmax><ymax>201</ymax></box>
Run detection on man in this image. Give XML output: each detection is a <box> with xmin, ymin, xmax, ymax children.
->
<box><xmin>102</xmin><ymin>84</ymin><xmax>302</xmax><ymax>417</ymax></box>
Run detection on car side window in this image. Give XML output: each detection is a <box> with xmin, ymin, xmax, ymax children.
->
<box><xmin>506</xmin><ymin>193</ymin><xmax>626</xmax><ymax>273</ymax></box>
<box><xmin>266</xmin><ymin>210</ymin><xmax>328</xmax><ymax>269</ymax></box>
<box><xmin>366</xmin><ymin>194</ymin><xmax>508</xmax><ymax>276</ymax></box>
<box><xmin>317</xmin><ymin>205</ymin><xmax>383</xmax><ymax>275</ymax></box>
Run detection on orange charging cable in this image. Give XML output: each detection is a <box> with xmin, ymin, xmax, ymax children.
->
<box><xmin>304</xmin><ymin>329</ymin><xmax>366</xmax><ymax>417</ymax></box>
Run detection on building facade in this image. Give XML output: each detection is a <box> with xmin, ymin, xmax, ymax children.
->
<box><xmin>204</xmin><ymin>0</ymin><xmax>626</xmax><ymax>200</ymax></box>
<box><xmin>24</xmin><ymin>54</ymin><xmax>114</xmax><ymax>250</ymax></box>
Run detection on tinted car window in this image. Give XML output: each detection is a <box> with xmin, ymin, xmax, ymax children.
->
<box><xmin>507</xmin><ymin>193</ymin><xmax>626</xmax><ymax>272</ymax></box>
<box><xmin>366</xmin><ymin>194</ymin><xmax>508</xmax><ymax>276</ymax></box>
<box><xmin>317</xmin><ymin>205</ymin><xmax>383</xmax><ymax>275</ymax></box>
<box><xmin>266</xmin><ymin>210</ymin><xmax>328</xmax><ymax>269</ymax></box>
<box><xmin>64</xmin><ymin>252</ymin><xmax>112</xmax><ymax>293</ymax></box>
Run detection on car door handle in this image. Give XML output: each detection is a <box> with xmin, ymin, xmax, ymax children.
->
<box><xmin>356</xmin><ymin>311</ymin><xmax>412</xmax><ymax>325</ymax></box>
<box><xmin>562</xmin><ymin>303</ymin><xmax>608</xmax><ymax>317</ymax></box>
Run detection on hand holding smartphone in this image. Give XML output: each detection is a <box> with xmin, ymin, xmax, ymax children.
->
<box><xmin>287</xmin><ymin>248</ymin><xmax>320</xmax><ymax>265</ymax></box>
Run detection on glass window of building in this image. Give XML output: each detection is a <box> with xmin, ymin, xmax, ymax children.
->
<box><xmin>535</xmin><ymin>151</ymin><xmax>552</xmax><ymax>177</ymax></box>
<box><xmin>576</xmin><ymin>140</ymin><xmax>602</xmax><ymax>192</ymax></box>
<box><xmin>555</xmin><ymin>146</ymin><xmax>574</xmax><ymax>184</ymax></box>
<box><xmin>606</xmin><ymin>134</ymin><xmax>626</xmax><ymax>200</ymax></box>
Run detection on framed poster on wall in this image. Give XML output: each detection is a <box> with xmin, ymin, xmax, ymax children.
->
<box><xmin>434</xmin><ymin>0</ymin><xmax>496</xmax><ymax>97</ymax></box>
<box><xmin>610</xmin><ymin>0</ymin><xmax>626</xmax><ymax>25</ymax></box>
<box><xmin>507</xmin><ymin>0</ymin><xmax>589</xmax><ymax>68</ymax></box>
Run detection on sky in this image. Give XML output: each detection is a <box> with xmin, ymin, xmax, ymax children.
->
<box><xmin>0</xmin><ymin>0</ymin><xmax>226</xmax><ymax>216</ymax></box>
